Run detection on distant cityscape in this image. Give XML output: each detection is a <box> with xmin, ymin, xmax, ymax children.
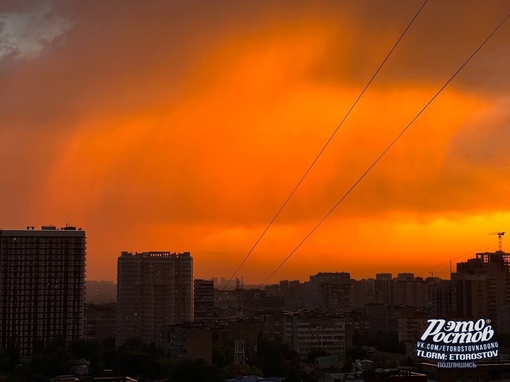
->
<box><xmin>1</xmin><ymin>225</ymin><xmax>510</xmax><ymax>382</ymax></box>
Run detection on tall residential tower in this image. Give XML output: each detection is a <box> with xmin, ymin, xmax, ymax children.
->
<box><xmin>0</xmin><ymin>225</ymin><xmax>86</xmax><ymax>357</ymax></box>
<box><xmin>116</xmin><ymin>251</ymin><xmax>193</xmax><ymax>346</ymax></box>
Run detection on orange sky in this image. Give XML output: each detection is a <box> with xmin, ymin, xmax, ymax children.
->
<box><xmin>1</xmin><ymin>1</ymin><xmax>510</xmax><ymax>283</ymax></box>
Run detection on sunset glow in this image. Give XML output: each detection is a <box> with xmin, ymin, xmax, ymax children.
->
<box><xmin>1</xmin><ymin>1</ymin><xmax>509</xmax><ymax>283</ymax></box>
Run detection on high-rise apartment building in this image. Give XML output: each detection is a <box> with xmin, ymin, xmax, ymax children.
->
<box><xmin>116</xmin><ymin>251</ymin><xmax>193</xmax><ymax>346</ymax></box>
<box><xmin>0</xmin><ymin>225</ymin><xmax>86</xmax><ymax>357</ymax></box>
<box><xmin>374</xmin><ymin>273</ymin><xmax>394</xmax><ymax>304</ymax></box>
<box><xmin>429</xmin><ymin>279</ymin><xmax>455</xmax><ymax>317</ymax></box>
<box><xmin>453</xmin><ymin>252</ymin><xmax>510</xmax><ymax>331</ymax></box>
<box><xmin>193</xmin><ymin>279</ymin><xmax>214</xmax><ymax>321</ymax></box>
<box><xmin>283</xmin><ymin>311</ymin><xmax>350</xmax><ymax>359</ymax></box>
<box><xmin>304</xmin><ymin>272</ymin><xmax>352</xmax><ymax>314</ymax></box>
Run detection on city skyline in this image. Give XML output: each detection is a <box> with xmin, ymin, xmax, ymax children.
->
<box><xmin>1</xmin><ymin>1</ymin><xmax>510</xmax><ymax>284</ymax></box>
<box><xmin>83</xmin><ymin>250</ymin><xmax>502</xmax><ymax>285</ymax></box>
<box><xmin>2</xmin><ymin>223</ymin><xmax>507</xmax><ymax>284</ymax></box>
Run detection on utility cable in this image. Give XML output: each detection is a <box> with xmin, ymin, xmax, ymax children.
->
<box><xmin>215</xmin><ymin>0</ymin><xmax>430</xmax><ymax>300</ymax></box>
<box><xmin>418</xmin><ymin>235</ymin><xmax>509</xmax><ymax>278</ymax></box>
<box><xmin>416</xmin><ymin>239</ymin><xmax>497</xmax><ymax>278</ymax></box>
<box><xmin>245</xmin><ymin>12</ymin><xmax>510</xmax><ymax>303</ymax></box>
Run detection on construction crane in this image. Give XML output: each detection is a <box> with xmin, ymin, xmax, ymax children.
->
<box><xmin>488</xmin><ymin>232</ymin><xmax>505</xmax><ymax>252</ymax></box>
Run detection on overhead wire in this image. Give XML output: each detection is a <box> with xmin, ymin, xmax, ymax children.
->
<box><xmin>245</xmin><ymin>12</ymin><xmax>510</xmax><ymax>303</ymax></box>
<box><xmin>215</xmin><ymin>0</ymin><xmax>430</xmax><ymax>299</ymax></box>
<box><xmin>415</xmin><ymin>239</ymin><xmax>499</xmax><ymax>279</ymax></box>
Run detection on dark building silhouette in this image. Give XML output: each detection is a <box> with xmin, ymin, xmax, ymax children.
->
<box><xmin>283</xmin><ymin>310</ymin><xmax>351</xmax><ymax>359</ymax></box>
<box><xmin>453</xmin><ymin>252</ymin><xmax>510</xmax><ymax>331</ymax></box>
<box><xmin>304</xmin><ymin>272</ymin><xmax>352</xmax><ymax>314</ymax></box>
<box><xmin>280</xmin><ymin>279</ymin><xmax>303</xmax><ymax>310</ymax></box>
<box><xmin>0</xmin><ymin>225</ymin><xmax>86</xmax><ymax>357</ymax></box>
<box><xmin>194</xmin><ymin>279</ymin><xmax>214</xmax><ymax>321</ymax></box>
<box><xmin>85</xmin><ymin>302</ymin><xmax>116</xmax><ymax>343</ymax></box>
<box><xmin>374</xmin><ymin>273</ymin><xmax>394</xmax><ymax>304</ymax></box>
<box><xmin>164</xmin><ymin>325</ymin><xmax>212</xmax><ymax>363</ymax></box>
<box><xmin>116</xmin><ymin>251</ymin><xmax>193</xmax><ymax>346</ymax></box>
<box><xmin>352</xmin><ymin>278</ymin><xmax>376</xmax><ymax>308</ymax></box>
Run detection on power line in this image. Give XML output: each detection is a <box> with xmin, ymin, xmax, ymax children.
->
<box><xmin>418</xmin><ymin>235</ymin><xmax>509</xmax><ymax>278</ymax></box>
<box><xmin>248</xmin><ymin>12</ymin><xmax>510</xmax><ymax>298</ymax></box>
<box><xmin>216</xmin><ymin>0</ymin><xmax>429</xmax><ymax>299</ymax></box>
<box><xmin>416</xmin><ymin>239</ymin><xmax>497</xmax><ymax>278</ymax></box>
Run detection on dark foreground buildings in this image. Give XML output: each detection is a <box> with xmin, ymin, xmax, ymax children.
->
<box><xmin>0</xmin><ymin>225</ymin><xmax>86</xmax><ymax>357</ymax></box>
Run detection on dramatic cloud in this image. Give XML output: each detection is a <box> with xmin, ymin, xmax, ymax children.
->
<box><xmin>1</xmin><ymin>0</ymin><xmax>509</xmax><ymax>282</ymax></box>
<box><xmin>0</xmin><ymin>2</ymin><xmax>71</xmax><ymax>59</ymax></box>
